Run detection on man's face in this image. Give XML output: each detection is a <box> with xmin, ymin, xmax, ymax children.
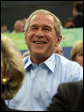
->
<box><xmin>25</xmin><ymin>14</ymin><xmax>60</xmax><ymax>60</ymax></box>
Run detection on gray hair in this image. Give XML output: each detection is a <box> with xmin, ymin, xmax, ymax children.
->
<box><xmin>24</xmin><ymin>9</ymin><xmax>63</xmax><ymax>37</ymax></box>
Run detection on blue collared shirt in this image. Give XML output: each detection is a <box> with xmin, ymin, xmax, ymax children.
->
<box><xmin>6</xmin><ymin>53</ymin><xmax>83</xmax><ymax>111</ymax></box>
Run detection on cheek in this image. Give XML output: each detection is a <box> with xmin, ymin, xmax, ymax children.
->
<box><xmin>27</xmin><ymin>34</ymin><xmax>37</xmax><ymax>51</ymax></box>
<box><xmin>80</xmin><ymin>57</ymin><xmax>83</xmax><ymax>62</ymax></box>
<box><xmin>27</xmin><ymin>32</ymin><xmax>35</xmax><ymax>43</ymax></box>
<box><xmin>26</xmin><ymin>32</ymin><xmax>33</xmax><ymax>44</ymax></box>
<box><xmin>47</xmin><ymin>32</ymin><xmax>57</xmax><ymax>43</ymax></box>
<box><xmin>51</xmin><ymin>37</ymin><xmax>57</xmax><ymax>47</ymax></box>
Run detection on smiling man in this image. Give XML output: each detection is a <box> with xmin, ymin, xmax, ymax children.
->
<box><xmin>6</xmin><ymin>9</ymin><xmax>83</xmax><ymax>111</ymax></box>
<box><xmin>25</xmin><ymin>12</ymin><xmax>61</xmax><ymax>64</ymax></box>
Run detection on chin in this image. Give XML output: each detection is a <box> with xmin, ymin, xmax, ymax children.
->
<box><xmin>33</xmin><ymin>52</ymin><xmax>46</xmax><ymax>58</ymax></box>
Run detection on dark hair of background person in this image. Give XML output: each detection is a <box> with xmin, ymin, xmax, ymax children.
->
<box><xmin>73</xmin><ymin>1</ymin><xmax>83</xmax><ymax>13</ymax></box>
<box><xmin>73</xmin><ymin>1</ymin><xmax>83</xmax><ymax>27</ymax></box>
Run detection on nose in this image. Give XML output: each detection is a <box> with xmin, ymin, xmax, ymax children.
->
<box><xmin>35</xmin><ymin>28</ymin><xmax>44</xmax><ymax>38</ymax></box>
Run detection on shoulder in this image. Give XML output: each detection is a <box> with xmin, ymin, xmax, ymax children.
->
<box><xmin>55</xmin><ymin>54</ymin><xmax>81</xmax><ymax>68</ymax></box>
<box><xmin>73</xmin><ymin>13</ymin><xmax>83</xmax><ymax>27</ymax></box>
<box><xmin>58</xmin><ymin>80</ymin><xmax>83</xmax><ymax>95</ymax></box>
<box><xmin>54</xmin><ymin>54</ymin><xmax>83</xmax><ymax>75</ymax></box>
<box><xmin>54</xmin><ymin>53</ymin><xmax>70</xmax><ymax>64</ymax></box>
<box><xmin>74</xmin><ymin>13</ymin><xmax>83</xmax><ymax>20</ymax></box>
<box><xmin>76</xmin><ymin>13</ymin><xmax>83</xmax><ymax>18</ymax></box>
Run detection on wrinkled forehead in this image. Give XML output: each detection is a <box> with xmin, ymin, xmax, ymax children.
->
<box><xmin>31</xmin><ymin>13</ymin><xmax>54</xmax><ymax>20</ymax></box>
<box><xmin>30</xmin><ymin>13</ymin><xmax>55</xmax><ymax>26</ymax></box>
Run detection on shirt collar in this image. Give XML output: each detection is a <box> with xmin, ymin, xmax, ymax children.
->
<box><xmin>24</xmin><ymin>53</ymin><xmax>56</xmax><ymax>72</ymax></box>
<box><xmin>44</xmin><ymin>53</ymin><xmax>56</xmax><ymax>72</ymax></box>
<box><xmin>24</xmin><ymin>56</ymin><xmax>33</xmax><ymax>69</ymax></box>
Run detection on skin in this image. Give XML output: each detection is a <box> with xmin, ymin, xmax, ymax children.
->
<box><xmin>73</xmin><ymin>8</ymin><xmax>78</xmax><ymax>17</ymax></box>
<box><xmin>15</xmin><ymin>21</ymin><xmax>24</xmax><ymax>33</ymax></box>
<box><xmin>25</xmin><ymin>14</ymin><xmax>62</xmax><ymax>65</ymax></box>
<box><xmin>2</xmin><ymin>25</ymin><xmax>8</xmax><ymax>32</ymax></box>
<box><xmin>74</xmin><ymin>51</ymin><xmax>83</xmax><ymax>67</ymax></box>
<box><xmin>65</xmin><ymin>21</ymin><xmax>73</xmax><ymax>28</ymax></box>
<box><xmin>54</xmin><ymin>45</ymin><xmax>63</xmax><ymax>56</ymax></box>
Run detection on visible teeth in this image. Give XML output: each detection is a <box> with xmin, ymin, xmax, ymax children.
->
<box><xmin>33</xmin><ymin>41</ymin><xmax>46</xmax><ymax>44</ymax></box>
<box><xmin>35</xmin><ymin>41</ymin><xmax>43</xmax><ymax>44</ymax></box>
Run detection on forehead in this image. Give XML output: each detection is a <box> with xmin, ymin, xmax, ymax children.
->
<box><xmin>30</xmin><ymin>13</ymin><xmax>55</xmax><ymax>26</ymax></box>
<box><xmin>15</xmin><ymin>22</ymin><xmax>23</xmax><ymax>26</ymax></box>
<box><xmin>78</xmin><ymin>51</ymin><xmax>83</xmax><ymax>54</ymax></box>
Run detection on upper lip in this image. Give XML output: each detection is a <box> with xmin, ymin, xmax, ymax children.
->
<box><xmin>32</xmin><ymin>40</ymin><xmax>48</xmax><ymax>43</ymax></box>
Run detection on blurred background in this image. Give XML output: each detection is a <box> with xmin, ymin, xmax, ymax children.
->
<box><xmin>1</xmin><ymin>1</ymin><xmax>83</xmax><ymax>59</ymax></box>
<box><xmin>1</xmin><ymin>1</ymin><xmax>75</xmax><ymax>31</ymax></box>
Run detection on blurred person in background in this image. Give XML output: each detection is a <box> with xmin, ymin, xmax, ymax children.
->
<box><xmin>6</xmin><ymin>9</ymin><xmax>83</xmax><ymax>111</ymax></box>
<box><xmin>73</xmin><ymin>1</ymin><xmax>83</xmax><ymax>27</ymax></box>
<box><xmin>1</xmin><ymin>36</ymin><xmax>25</xmax><ymax>111</ymax></box>
<box><xmin>22</xmin><ymin>18</ymin><xmax>27</xmax><ymax>26</ymax></box>
<box><xmin>71</xmin><ymin>40</ymin><xmax>83</xmax><ymax>67</ymax></box>
<box><xmin>54</xmin><ymin>44</ymin><xmax>63</xmax><ymax>56</ymax></box>
<box><xmin>1</xmin><ymin>24</ymin><xmax>9</xmax><ymax>33</ymax></box>
<box><xmin>64</xmin><ymin>18</ymin><xmax>74</xmax><ymax>28</ymax></box>
<box><xmin>12</xmin><ymin>20</ymin><xmax>24</xmax><ymax>33</ymax></box>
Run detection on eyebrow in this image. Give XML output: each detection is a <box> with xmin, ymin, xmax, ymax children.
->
<box><xmin>30</xmin><ymin>24</ymin><xmax>52</xmax><ymax>28</ymax></box>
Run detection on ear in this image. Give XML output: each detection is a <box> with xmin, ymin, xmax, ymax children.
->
<box><xmin>55</xmin><ymin>35</ymin><xmax>62</xmax><ymax>47</ymax></box>
<box><xmin>57</xmin><ymin>35</ymin><xmax>62</xmax><ymax>44</ymax></box>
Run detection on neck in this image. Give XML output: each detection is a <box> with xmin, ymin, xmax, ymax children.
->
<box><xmin>30</xmin><ymin>56</ymin><xmax>48</xmax><ymax>65</ymax></box>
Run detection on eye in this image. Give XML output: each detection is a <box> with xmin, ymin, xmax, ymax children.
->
<box><xmin>77</xmin><ymin>53</ymin><xmax>83</xmax><ymax>57</ymax></box>
<box><xmin>30</xmin><ymin>26</ymin><xmax>38</xmax><ymax>30</ymax></box>
<box><xmin>79</xmin><ymin>54</ymin><xmax>83</xmax><ymax>56</ymax></box>
<box><xmin>43</xmin><ymin>27</ymin><xmax>51</xmax><ymax>31</ymax></box>
<box><xmin>43</xmin><ymin>28</ymin><xmax>50</xmax><ymax>31</ymax></box>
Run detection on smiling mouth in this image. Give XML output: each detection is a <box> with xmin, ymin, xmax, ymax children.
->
<box><xmin>32</xmin><ymin>41</ymin><xmax>47</xmax><ymax>44</ymax></box>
